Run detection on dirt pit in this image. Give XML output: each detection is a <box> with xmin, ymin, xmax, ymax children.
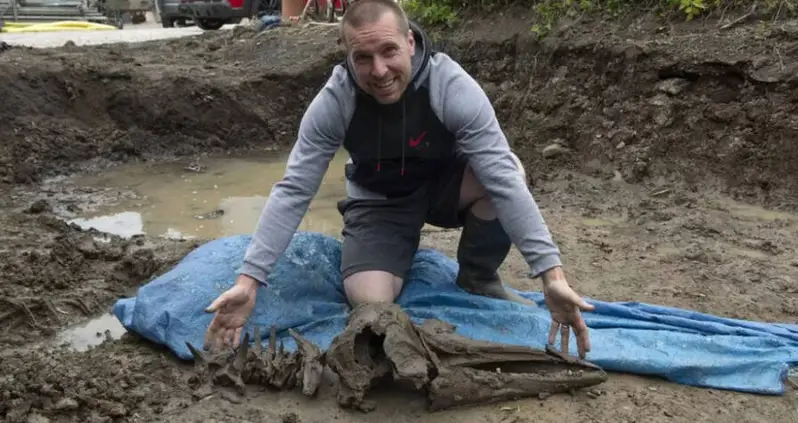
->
<box><xmin>2</xmin><ymin>13</ymin><xmax>798</xmax><ymax>423</ymax></box>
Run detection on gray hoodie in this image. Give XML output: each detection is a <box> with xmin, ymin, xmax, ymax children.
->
<box><xmin>238</xmin><ymin>23</ymin><xmax>562</xmax><ymax>285</ymax></box>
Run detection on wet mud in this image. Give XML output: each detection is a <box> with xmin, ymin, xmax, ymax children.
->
<box><xmin>1</xmin><ymin>12</ymin><xmax>798</xmax><ymax>423</ymax></box>
<box><xmin>0</xmin><ymin>211</ymin><xmax>198</xmax><ymax>348</ymax></box>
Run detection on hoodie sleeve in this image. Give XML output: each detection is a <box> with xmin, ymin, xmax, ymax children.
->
<box><xmin>428</xmin><ymin>53</ymin><xmax>563</xmax><ymax>278</ymax></box>
<box><xmin>237</xmin><ymin>67</ymin><xmax>350</xmax><ymax>284</ymax></box>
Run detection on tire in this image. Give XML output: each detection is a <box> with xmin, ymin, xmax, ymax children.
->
<box><xmin>195</xmin><ymin>18</ymin><xmax>225</xmax><ymax>30</ymax></box>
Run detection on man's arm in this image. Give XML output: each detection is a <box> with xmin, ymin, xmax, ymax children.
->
<box><xmin>238</xmin><ymin>73</ymin><xmax>348</xmax><ymax>284</ymax></box>
<box><xmin>431</xmin><ymin>54</ymin><xmax>562</xmax><ymax>278</ymax></box>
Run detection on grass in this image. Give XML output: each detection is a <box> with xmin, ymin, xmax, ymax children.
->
<box><xmin>402</xmin><ymin>0</ymin><xmax>798</xmax><ymax>36</ymax></box>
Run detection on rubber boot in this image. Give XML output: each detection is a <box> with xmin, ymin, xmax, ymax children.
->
<box><xmin>455</xmin><ymin>211</ymin><xmax>537</xmax><ymax>306</ymax></box>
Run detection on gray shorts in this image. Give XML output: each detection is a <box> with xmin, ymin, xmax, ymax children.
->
<box><xmin>337</xmin><ymin>156</ymin><xmax>468</xmax><ymax>280</ymax></box>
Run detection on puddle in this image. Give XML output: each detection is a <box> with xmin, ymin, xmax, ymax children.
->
<box><xmin>64</xmin><ymin>151</ymin><xmax>351</xmax><ymax>240</ymax></box>
<box><xmin>580</xmin><ymin>218</ymin><xmax>617</xmax><ymax>227</ymax></box>
<box><xmin>718</xmin><ymin>199</ymin><xmax>797</xmax><ymax>222</ymax></box>
<box><xmin>54</xmin><ymin>312</ymin><xmax>128</xmax><ymax>352</ymax></box>
<box><xmin>69</xmin><ymin>211</ymin><xmax>144</xmax><ymax>238</ymax></box>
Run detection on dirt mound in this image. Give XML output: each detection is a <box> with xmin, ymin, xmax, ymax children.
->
<box><xmin>433</xmin><ymin>17</ymin><xmax>798</xmax><ymax>208</ymax></box>
<box><xmin>0</xmin><ymin>25</ymin><xmax>343</xmax><ymax>184</ymax></box>
<box><xmin>3</xmin><ymin>20</ymin><xmax>798</xmax><ymax>207</ymax></box>
<box><xmin>0</xmin><ymin>333</ymin><xmax>192</xmax><ymax>423</ymax></box>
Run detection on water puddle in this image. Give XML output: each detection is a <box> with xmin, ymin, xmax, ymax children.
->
<box><xmin>69</xmin><ymin>211</ymin><xmax>145</xmax><ymax>238</ymax></box>
<box><xmin>717</xmin><ymin>199</ymin><xmax>797</xmax><ymax>222</ymax></box>
<box><xmin>63</xmin><ymin>151</ymin><xmax>351</xmax><ymax>240</ymax></box>
<box><xmin>54</xmin><ymin>312</ymin><xmax>128</xmax><ymax>352</ymax></box>
<box><xmin>580</xmin><ymin>218</ymin><xmax>617</xmax><ymax>227</ymax></box>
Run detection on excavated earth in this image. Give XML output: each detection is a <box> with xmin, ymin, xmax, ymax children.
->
<box><xmin>2</xmin><ymin>11</ymin><xmax>798</xmax><ymax>423</ymax></box>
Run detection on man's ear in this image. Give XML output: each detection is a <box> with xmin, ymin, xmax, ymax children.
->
<box><xmin>407</xmin><ymin>29</ymin><xmax>415</xmax><ymax>54</ymax></box>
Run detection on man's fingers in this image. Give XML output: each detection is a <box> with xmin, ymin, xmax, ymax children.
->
<box><xmin>227</xmin><ymin>328</ymin><xmax>237</xmax><ymax>348</ymax></box>
<box><xmin>578</xmin><ymin>298</ymin><xmax>595</xmax><ymax>312</ymax></box>
<box><xmin>570</xmin><ymin>312</ymin><xmax>591</xmax><ymax>358</ymax></box>
<box><xmin>575</xmin><ymin>328</ymin><xmax>590</xmax><ymax>358</ymax></box>
<box><xmin>232</xmin><ymin>327</ymin><xmax>243</xmax><ymax>348</ymax></box>
<box><xmin>204</xmin><ymin>317</ymin><xmax>218</xmax><ymax>350</ymax></box>
<box><xmin>548</xmin><ymin>321</ymin><xmax>559</xmax><ymax>345</ymax></box>
<box><xmin>205</xmin><ymin>294</ymin><xmax>227</xmax><ymax>313</ymax></box>
<box><xmin>560</xmin><ymin>325</ymin><xmax>570</xmax><ymax>355</ymax></box>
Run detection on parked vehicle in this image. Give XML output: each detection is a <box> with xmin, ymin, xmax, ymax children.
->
<box><xmin>156</xmin><ymin>0</ymin><xmax>278</xmax><ymax>30</ymax></box>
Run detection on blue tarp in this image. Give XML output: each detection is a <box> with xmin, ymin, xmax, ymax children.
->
<box><xmin>112</xmin><ymin>231</ymin><xmax>798</xmax><ymax>395</ymax></box>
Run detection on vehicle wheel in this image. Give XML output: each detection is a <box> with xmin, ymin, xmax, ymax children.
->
<box><xmin>161</xmin><ymin>16</ymin><xmax>174</xmax><ymax>27</ymax></box>
<box><xmin>195</xmin><ymin>18</ymin><xmax>225</xmax><ymax>30</ymax></box>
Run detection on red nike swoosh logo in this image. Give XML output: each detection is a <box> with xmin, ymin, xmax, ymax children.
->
<box><xmin>409</xmin><ymin>131</ymin><xmax>427</xmax><ymax>147</ymax></box>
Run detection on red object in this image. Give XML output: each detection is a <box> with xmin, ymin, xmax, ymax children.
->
<box><xmin>229</xmin><ymin>0</ymin><xmax>244</xmax><ymax>8</ymax></box>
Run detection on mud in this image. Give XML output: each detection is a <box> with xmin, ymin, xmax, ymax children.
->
<box><xmin>0</xmin><ymin>212</ymin><xmax>198</xmax><ymax>348</ymax></box>
<box><xmin>1</xmin><ymin>10</ymin><xmax>798</xmax><ymax>423</ymax></box>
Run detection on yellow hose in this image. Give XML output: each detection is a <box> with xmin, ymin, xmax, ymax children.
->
<box><xmin>1</xmin><ymin>21</ymin><xmax>118</xmax><ymax>32</ymax></box>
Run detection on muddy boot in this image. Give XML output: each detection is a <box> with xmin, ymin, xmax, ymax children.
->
<box><xmin>455</xmin><ymin>211</ymin><xmax>537</xmax><ymax>307</ymax></box>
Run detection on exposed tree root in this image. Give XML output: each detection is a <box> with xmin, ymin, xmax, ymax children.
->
<box><xmin>0</xmin><ymin>296</ymin><xmax>91</xmax><ymax>330</ymax></box>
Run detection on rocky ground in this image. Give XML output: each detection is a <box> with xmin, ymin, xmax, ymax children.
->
<box><xmin>2</xmin><ymin>9</ymin><xmax>798</xmax><ymax>423</ymax></box>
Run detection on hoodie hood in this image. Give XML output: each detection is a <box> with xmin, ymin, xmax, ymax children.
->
<box><xmin>342</xmin><ymin>20</ymin><xmax>434</xmax><ymax>177</ymax></box>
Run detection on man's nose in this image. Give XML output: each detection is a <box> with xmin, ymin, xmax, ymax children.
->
<box><xmin>371</xmin><ymin>57</ymin><xmax>388</xmax><ymax>78</ymax></box>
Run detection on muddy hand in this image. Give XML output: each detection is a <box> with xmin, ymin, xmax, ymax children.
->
<box><xmin>541</xmin><ymin>271</ymin><xmax>594</xmax><ymax>359</ymax></box>
<box><xmin>204</xmin><ymin>274</ymin><xmax>259</xmax><ymax>351</ymax></box>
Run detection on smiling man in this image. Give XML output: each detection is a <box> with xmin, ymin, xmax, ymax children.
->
<box><xmin>203</xmin><ymin>0</ymin><xmax>595</xmax><ymax>358</ymax></box>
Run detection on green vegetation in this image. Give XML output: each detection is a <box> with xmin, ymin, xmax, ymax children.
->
<box><xmin>402</xmin><ymin>0</ymin><xmax>796</xmax><ymax>36</ymax></box>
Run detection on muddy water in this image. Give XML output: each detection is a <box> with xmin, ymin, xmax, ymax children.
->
<box><xmin>53</xmin><ymin>151</ymin><xmax>350</xmax><ymax>350</ymax></box>
<box><xmin>55</xmin><ymin>313</ymin><xmax>129</xmax><ymax>352</ymax></box>
<box><xmin>66</xmin><ymin>151</ymin><xmax>351</xmax><ymax>240</ymax></box>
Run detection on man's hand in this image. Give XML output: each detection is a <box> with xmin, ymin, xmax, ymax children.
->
<box><xmin>203</xmin><ymin>274</ymin><xmax>259</xmax><ymax>351</ymax></box>
<box><xmin>541</xmin><ymin>266</ymin><xmax>594</xmax><ymax>358</ymax></box>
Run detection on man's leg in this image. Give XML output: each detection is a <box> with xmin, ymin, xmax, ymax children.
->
<box><xmin>337</xmin><ymin>182</ymin><xmax>426</xmax><ymax>306</ymax></box>
<box><xmin>427</xmin><ymin>152</ymin><xmax>536</xmax><ymax>306</ymax></box>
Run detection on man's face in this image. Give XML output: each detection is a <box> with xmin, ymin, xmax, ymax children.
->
<box><xmin>344</xmin><ymin>13</ymin><xmax>415</xmax><ymax>105</ymax></box>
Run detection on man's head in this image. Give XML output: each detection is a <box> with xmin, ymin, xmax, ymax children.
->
<box><xmin>340</xmin><ymin>0</ymin><xmax>415</xmax><ymax>104</ymax></box>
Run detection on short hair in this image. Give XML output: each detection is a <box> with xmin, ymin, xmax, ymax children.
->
<box><xmin>339</xmin><ymin>0</ymin><xmax>410</xmax><ymax>45</ymax></box>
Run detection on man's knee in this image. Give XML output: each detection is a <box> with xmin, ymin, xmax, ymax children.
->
<box><xmin>343</xmin><ymin>270</ymin><xmax>403</xmax><ymax>306</ymax></box>
<box><xmin>460</xmin><ymin>151</ymin><xmax>526</xmax><ymax>216</ymax></box>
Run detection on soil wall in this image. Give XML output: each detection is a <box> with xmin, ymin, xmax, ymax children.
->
<box><xmin>3</xmin><ymin>21</ymin><xmax>798</xmax><ymax>208</ymax></box>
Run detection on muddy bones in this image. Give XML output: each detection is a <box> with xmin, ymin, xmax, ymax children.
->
<box><xmin>326</xmin><ymin>303</ymin><xmax>608</xmax><ymax>412</ymax></box>
<box><xmin>186</xmin><ymin>326</ymin><xmax>325</xmax><ymax>401</ymax></box>
<box><xmin>184</xmin><ymin>304</ymin><xmax>607</xmax><ymax>412</ymax></box>
<box><xmin>326</xmin><ymin>303</ymin><xmax>433</xmax><ymax>411</ymax></box>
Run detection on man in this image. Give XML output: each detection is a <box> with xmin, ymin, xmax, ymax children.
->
<box><xmin>203</xmin><ymin>0</ymin><xmax>595</xmax><ymax>358</ymax></box>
